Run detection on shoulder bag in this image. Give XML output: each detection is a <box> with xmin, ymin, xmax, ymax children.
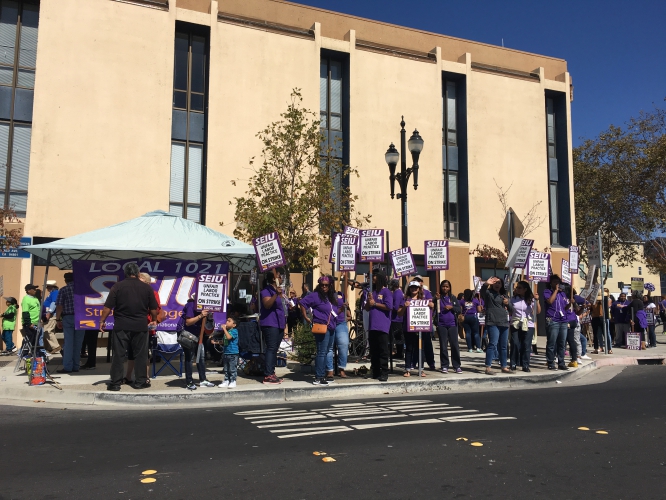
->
<box><xmin>311</xmin><ymin>303</ymin><xmax>333</xmax><ymax>334</ymax></box>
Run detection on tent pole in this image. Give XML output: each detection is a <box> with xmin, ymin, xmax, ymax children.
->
<box><xmin>33</xmin><ymin>249</ymin><xmax>51</xmax><ymax>358</ymax></box>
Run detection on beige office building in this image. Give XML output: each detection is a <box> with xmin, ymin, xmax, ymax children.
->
<box><xmin>0</xmin><ymin>0</ymin><xmax>577</xmax><ymax>344</ymax></box>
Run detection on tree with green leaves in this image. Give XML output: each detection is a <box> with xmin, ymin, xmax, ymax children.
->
<box><xmin>573</xmin><ymin>100</ymin><xmax>666</xmax><ymax>283</ymax></box>
<box><xmin>227</xmin><ymin>89</ymin><xmax>370</xmax><ymax>283</ymax></box>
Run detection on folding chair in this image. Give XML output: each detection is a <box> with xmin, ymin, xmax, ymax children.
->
<box><xmin>151</xmin><ymin>331</ymin><xmax>183</xmax><ymax>378</ymax></box>
<box><xmin>14</xmin><ymin>326</ymin><xmax>46</xmax><ymax>373</ymax></box>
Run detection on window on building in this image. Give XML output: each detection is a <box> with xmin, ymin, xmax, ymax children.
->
<box><xmin>602</xmin><ymin>264</ymin><xmax>613</xmax><ymax>279</ymax></box>
<box><xmin>638</xmin><ymin>266</ymin><xmax>642</xmax><ymax>276</ymax></box>
<box><xmin>169</xmin><ymin>24</ymin><xmax>208</xmax><ymax>223</ymax></box>
<box><xmin>0</xmin><ymin>0</ymin><xmax>38</xmax><ymax>219</ymax></box>
<box><xmin>443</xmin><ymin>80</ymin><xmax>459</xmax><ymax>239</ymax></box>
<box><xmin>320</xmin><ymin>54</ymin><xmax>346</xmax><ymax>208</ymax></box>
<box><xmin>546</xmin><ymin>98</ymin><xmax>559</xmax><ymax>245</ymax></box>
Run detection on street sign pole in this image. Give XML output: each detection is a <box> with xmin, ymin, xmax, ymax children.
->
<box><xmin>597</xmin><ymin>230</ymin><xmax>610</xmax><ymax>355</ymax></box>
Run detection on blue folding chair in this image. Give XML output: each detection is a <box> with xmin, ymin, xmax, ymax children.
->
<box><xmin>151</xmin><ymin>334</ymin><xmax>183</xmax><ymax>378</ymax></box>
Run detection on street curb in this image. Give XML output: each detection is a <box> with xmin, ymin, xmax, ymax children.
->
<box><xmin>0</xmin><ymin>358</ymin><xmax>625</xmax><ymax>407</ymax></box>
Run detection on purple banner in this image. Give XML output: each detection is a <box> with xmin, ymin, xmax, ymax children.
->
<box><xmin>390</xmin><ymin>247</ymin><xmax>416</xmax><ymax>277</ymax></box>
<box><xmin>252</xmin><ymin>232</ymin><xmax>286</xmax><ymax>272</ymax></box>
<box><xmin>424</xmin><ymin>240</ymin><xmax>449</xmax><ymax>270</ymax></box>
<box><xmin>359</xmin><ymin>229</ymin><xmax>385</xmax><ymax>263</ymax></box>
<box><xmin>73</xmin><ymin>260</ymin><xmax>229</xmax><ymax>330</ymax></box>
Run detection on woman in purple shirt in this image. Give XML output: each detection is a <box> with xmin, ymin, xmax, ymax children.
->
<box><xmin>326</xmin><ymin>289</ymin><xmax>350</xmax><ymax>379</ymax></box>
<box><xmin>543</xmin><ymin>274</ymin><xmax>569</xmax><ymax>371</ymax></box>
<box><xmin>436</xmin><ymin>280</ymin><xmax>463</xmax><ymax>373</ymax></box>
<box><xmin>398</xmin><ymin>281</ymin><xmax>430</xmax><ymax>377</ymax></box>
<box><xmin>300</xmin><ymin>275</ymin><xmax>337</xmax><ymax>386</ymax></box>
<box><xmin>461</xmin><ymin>289</ymin><xmax>483</xmax><ymax>353</ymax></box>
<box><xmin>509</xmin><ymin>281</ymin><xmax>540</xmax><ymax>372</ymax></box>
<box><xmin>259</xmin><ymin>272</ymin><xmax>286</xmax><ymax>385</ymax></box>
<box><xmin>364</xmin><ymin>270</ymin><xmax>393</xmax><ymax>381</ymax></box>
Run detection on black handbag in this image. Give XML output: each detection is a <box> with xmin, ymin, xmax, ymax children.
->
<box><xmin>177</xmin><ymin>331</ymin><xmax>198</xmax><ymax>351</ymax></box>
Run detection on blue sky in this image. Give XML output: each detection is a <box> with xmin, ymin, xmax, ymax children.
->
<box><xmin>294</xmin><ymin>0</ymin><xmax>666</xmax><ymax>146</ymax></box>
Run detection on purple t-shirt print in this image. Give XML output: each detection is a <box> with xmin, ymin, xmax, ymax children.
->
<box><xmin>463</xmin><ymin>298</ymin><xmax>480</xmax><ymax>316</ymax></box>
<box><xmin>438</xmin><ymin>295</ymin><xmax>457</xmax><ymax>327</ymax></box>
<box><xmin>259</xmin><ymin>286</ymin><xmax>286</xmax><ymax>329</ymax></box>
<box><xmin>368</xmin><ymin>287</ymin><xmax>393</xmax><ymax>333</ymax></box>
<box><xmin>391</xmin><ymin>288</ymin><xmax>404</xmax><ymax>322</ymax></box>
<box><xmin>300</xmin><ymin>292</ymin><xmax>336</xmax><ymax>330</ymax></box>
<box><xmin>543</xmin><ymin>288</ymin><xmax>568</xmax><ymax>323</ymax></box>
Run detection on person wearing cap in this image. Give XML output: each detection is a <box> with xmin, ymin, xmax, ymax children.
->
<box><xmin>364</xmin><ymin>270</ymin><xmax>393</xmax><ymax>381</ymax></box>
<box><xmin>412</xmin><ymin>275</ymin><xmax>436</xmax><ymax>370</ymax></box>
<box><xmin>543</xmin><ymin>274</ymin><xmax>569</xmax><ymax>371</ymax></box>
<box><xmin>41</xmin><ymin>279</ymin><xmax>62</xmax><ymax>355</ymax></box>
<box><xmin>54</xmin><ymin>273</ymin><xmax>85</xmax><ymax>373</ymax></box>
<box><xmin>399</xmin><ymin>280</ymin><xmax>432</xmax><ymax>376</ymax></box>
<box><xmin>260</xmin><ymin>271</ymin><xmax>286</xmax><ymax>385</ymax></box>
<box><xmin>436</xmin><ymin>280</ymin><xmax>463</xmax><ymax>374</ymax></box>
<box><xmin>0</xmin><ymin>296</ymin><xmax>18</xmax><ymax>354</ymax></box>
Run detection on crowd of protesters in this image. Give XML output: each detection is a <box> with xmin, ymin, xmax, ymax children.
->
<box><xmin>1</xmin><ymin>264</ymin><xmax>664</xmax><ymax>391</ymax></box>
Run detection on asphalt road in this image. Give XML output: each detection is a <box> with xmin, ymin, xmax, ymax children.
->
<box><xmin>2</xmin><ymin>365</ymin><xmax>665</xmax><ymax>500</ymax></box>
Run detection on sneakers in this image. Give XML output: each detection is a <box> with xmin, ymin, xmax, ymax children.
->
<box><xmin>218</xmin><ymin>380</ymin><xmax>229</xmax><ymax>388</ymax></box>
<box><xmin>580</xmin><ymin>354</ymin><xmax>592</xmax><ymax>360</ymax></box>
<box><xmin>475</xmin><ymin>349</ymin><xmax>483</xmax><ymax>354</ymax></box>
<box><xmin>228</xmin><ymin>381</ymin><xmax>236</xmax><ymax>388</ymax></box>
<box><xmin>186</xmin><ymin>382</ymin><xmax>197</xmax><ymax>390</ymax></box>
<box><xmin>440</xmin><ymin>367</ymin><xmax>448</xmax><ymax>373</ymax></box>
<box><xmin>467</xmin><ymin>349</ymin><xmax>473</xmax><ymax>353</ymax></box>
<box><xmin>568</xmin><ymin>361</ymin><xmax>578</xmax><ymax>368</ymax></box>
<box><xmin>455</xmin><ymin>367</ymin><xmax>462</xmax><ymax>374</ymax></box>
<box><xmin>7</xmin><ymin>346</ymin><xmax>17</xmax><ymax>354</ymax></box>
<box><xmin>312</xmin><ymin>378</ymin><xmax>329</xmax><ymax>386</ymax></box>
<box><xmin>263</xmin><ymin>375</ymin><xmax>281</xmax><ymax>385</ymax></box>
<box><xmin>199</xmin><ymin>380</ymin><xmax>215</xmax><ymax>388</ymax></box>
<box><xmin>558</xmin><ymin>365</ymin><xmax>569</xmax><ymax>371</ymax></box>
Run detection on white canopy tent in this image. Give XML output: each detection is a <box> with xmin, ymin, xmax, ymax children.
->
<box><xmin>23</xmin><ymin>210</ymin><xmax>257</xmax><ymax>272</ymax></box>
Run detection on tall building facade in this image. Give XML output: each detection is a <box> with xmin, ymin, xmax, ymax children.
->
<box><xmin>0</xmin><ymin>0</ymin><xmax>577</xmax><ymax>344</ymax></box>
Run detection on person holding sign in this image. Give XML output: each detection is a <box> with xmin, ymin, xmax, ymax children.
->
<box><xmin>259</xmin><ymin>272</ymin><xmax>287</xmax><ymax>385</ymax></box>
<box><xmin>364</xmin><ymin>270</ymin><xmax>393</xmax><ymax>382</ymax></box>
<box><xmin>509</xmin><ymin>281</ymin><xmax>540</xmax><ymax>372</ymax></box>
<box><xmin>628</xmin><ymin>290</ymin><xmax>647</xmax><ymax>348</ymax></box>
<box><xmin>436</xmin><ymin>280</ymin><xmax>463</xmax><ymax>374</ymax></box>
<box><xmin>543</xmin><ymin>274</ymin><xmax>570</xmax><ymax>371</ymax></box>
<box><xmin>399</xmin><ymin>281</ymin><xmax>431</xmax><ymax>377</ymax></box>
<box><xmin>611</xmin><ymin>293</ymin><xmax>631</xmax><ymax>348</ymax></box>
<box><xmin>412</xmin><ymin>275</ymin><xmax>436</xmax><ymax>371</ymax></box>
<box><xmin>644</xmin><ymin>296</ymin><xmax>657</xmax><ymax>348</ymax></box>
<box><xmin>389</xmin><ymin>279</ymin><xmax>405</xmax><ymax>360</ymax></box>
<box><xmin>326</xmin><ymin>288</ymin><xmax>350</xmax><ymax>379</ymax></box>
<box><xmin>480</xmin><ymin>277</ymin><xmax>513</xmax><ymax>375</ymax></box>
<box><xmin>179</xmin><ymin>296</ymin><xmax>215</xmax><ymax>390</ymax></box>
<box><xmin>300</xmin><ymin>276</ymin><xmax>337</xmax><ymax>386</ymax></box>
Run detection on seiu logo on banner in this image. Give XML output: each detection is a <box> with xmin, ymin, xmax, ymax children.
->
<box><xmin>73</xmin><ymin>260</ymin><xmax>229</xmax><ymax>330</ymax></box>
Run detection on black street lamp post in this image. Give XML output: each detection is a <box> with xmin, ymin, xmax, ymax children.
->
<box><xmin>385</xmin><ymin>116</ymin><xmax>424</xmax><ymax>250</ymax></box>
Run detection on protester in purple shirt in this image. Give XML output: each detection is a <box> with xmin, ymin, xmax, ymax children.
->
<box><xmin>436</xmin><ymin>280</ymin><xmax>463</xmax><ymax>373</ymax></box>
<box><xmin>389</xmin><ymin>278</ymin><xmax>405</xmax><ymax>360</ymax></box>
<box><xmin>509</xmin><ymin>281</ymin><xmax>540</xmax><ymax>372</ymax></box>
<box><xmin>543</xmin><ymin>274</ymin><xmax>569</xmax><ymax>370</ymax></box>
<box><xmin>325</xmin><ymin>290</ymin><xmax>350</xmax><ymax>379</ymax></box>
<box><xmin>364</xmin><ymin>270</ymin><xmax>393</xmax><ymax>381</ymax></box>
<box><xmin>300</xmin><ymin>275</ymin><xmax>337</xmax><ymax>386</ymax></box>
<box><xmin>398</xmin><ymin>281</ymin><xmax>430</xmax><ymax>377</ymax></box>
<box><xmin>612</xmin><ymin>293</ymin><xmax>631</xmax><ymax>347</ymax></box>
<box><xmin>412</xmin><ymin>275</ymin><xmax>436</xmax><ymax>370</ymax></box>
<box><xmin>461</xmin><ymin>289</ymin><xmax>483</xmax><ymax>353</ymax></box>
<box><xmin>259</xmin><ymin>272</ymin><xmax>285</xmax><ymax>385</ymax></box>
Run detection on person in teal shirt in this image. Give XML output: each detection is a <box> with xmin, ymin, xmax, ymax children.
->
<box><xmin>1</xmin><ymin>296</ymin><xmax>18</xmax><ymax>353</ymax></box>
<box><xmin>218</xmin><ymin>317</ymin><xmax>239</xmax><ymax>389</ymax></box>
<box><xmin>21</xmin><ymin>285</ymin><xmax>41</xmax><ymax>327</ymax></box>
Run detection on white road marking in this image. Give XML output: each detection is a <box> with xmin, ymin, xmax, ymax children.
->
<box><xmin>234</xmin><ymin>408</ymin><xmax>297</xmax><ymax>415</ymax></box>
<box><xmin>270</xmin><ymin>425</ymin><xmax>350</xmax><ymax>434</ymax></box>
<box><xmin>444</xmin><ymin>417</ymin><xmax>517</xmax><ymax>422</ymax></box>
<box><xmin>277</xmin><ymin>428</ymin><xmax>353</xmax><ymax>439</ymax></box>
<box><xmin>370</xmin><ymin>400</ymin><xmax>432</xmax><ymax>405</ymax></box>
<box><xmin>331</xmin><ymin>403</ymin><xmax>367</xmax><ymax>407</ymax></box>
<box><xmin>351</xmin><ymin>419</ymin><xmax>442</xmax><ymax>430</ymax></box>
<box><xmin>407</xmin><ymin>409</ymin><xmax>478</xmax><ymax>417</ymax></box>
<box><xmin>385</xmin><ymin>403</ymin><xmax>451</xmax><ymax>410</ymax></box>
<box><xmin>341</xmin><ymin>414</ymin><xmax>408</xmax><ymax>422</ymax></box>
<box><xmin>241</xmin><ymin>411</ymin><xmax>310</xmax><ymax>418</ymax></box>
<box><xmin>256</xmin><ymin>420</ymin><xmax>341</xmax><ymax>428</ymax></box>
<box><xmin>440</xmin><ymin>413</ymin><xmax>498</xmax><ymax>420</ymax></box>
<box><xmin>247</xmin><ymin>415</ymin><xmax>328</xmax><ymax>424</ymax></box>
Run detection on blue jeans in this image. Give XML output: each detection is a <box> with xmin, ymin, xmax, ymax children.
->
<box><xmin>261</xmin><ymin>326</ymin><xmax>282</xmax><ymax>377</ymax></box>
<box><xmin>184</xmin><ymin>345</ymin><xmax>207</xmax><ymax>383</ymax></box>
<box><xmin>2</xmin><ymin>329</ymin><xmax>15</xmax><ymax>351</ymax></box>
<box><xmin>485</xmin><ymin>325</ymin><xmax>509</xmax><ymax>368</ymax></box>
<box><xmin>326</xmin><ymin>322</ymin><xmax>349</xmax><ymax>371</ymax></box>
<box><xmin>580</xmin><ymin>332</ymin><xmax>587</xmax><ymax>355</ymax></box>
<box><xmin>314</xmin><ymin>329</ymin><xmax>335</xmax><ymax>379</ymax></box>
<box><xmin>546</xmin><ymin>320</ymin><xmax>568</xmax><ymax>367</ymax></box>
<box><xmin>224</xmin><ymin>354</ymin><xmax>239</xmax><ymax>382</ymax></box>
<box><xmin>463</xmin><ymin>315</ymin><xmax>481</xmax><ymax>350</ymax></box>
<box><xmin>62</xmin><ymin>315</ymin><xmax>85</xmax><ymax>371</ymax></box>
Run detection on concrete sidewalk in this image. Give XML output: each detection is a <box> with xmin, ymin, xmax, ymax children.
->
<box><xmin>1</xmin><ymin>335</ymin><xmax>664</xmax><ymax>407</ymax></box>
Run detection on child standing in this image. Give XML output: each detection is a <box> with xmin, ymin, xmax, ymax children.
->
<box><xmin>218</xmin><ymin>317</ymin><xmax>239</xmax><ymax>389</ymax></box>
<box><xmin>0</xmin><ymin>297</ymin><xmax>18</xmax><ymax>354</ymax></box>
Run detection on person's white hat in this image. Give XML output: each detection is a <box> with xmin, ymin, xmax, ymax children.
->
<box><xmin>408</xmin><ymin>281</ymin><xmax>420</xmax><ymax>287</ymax></box>
<box><xmin>46</xmin><ymin>280</ymin><xmax>57</xmax><ymax>286</ymax></box>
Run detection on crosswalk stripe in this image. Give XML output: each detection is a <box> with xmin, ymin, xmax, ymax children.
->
<box><xmin>385</xmin><ymin>403</ymin><xmax>452</xmax><ymax>411</ymax></box>
<box><xmin>248</xmin><ymin>415</ymin><xmax>327</xmax><ymax>424</ymax></box>
<box><xmin>407</xmin><ymin>409</ymin><xmax>478</xmax><ymax>417</ymax></box>
<box><xmin>241</xmin><ymin>411</ymin><xmax>310</xmax><ymax>418</ymax></box>
<box><xmin>351</xmin><ymin>419</ymin><xmax>442</xmax><ymax>430</ymax></box>
<box><xmin>256</xmin><ymin>420</ymin><xmax>341</xmax><ymax>429</ymax></box>
<box><xmin>270</xmin><ymin>425</ymin><xmax>350</xmax><ymax>434</ymax></box>
<box><xmin>444</xmin><ymin>417</ymin><xmax>517</xmax><ymax>422</ymax></box>
<box><xmin>321</xmin><ymin>410</ymin><xmax>396</xmax><ymax>417</ymax></box>
<box><xmin>234</xmin><ymin>408</ymin><xmax>296</xmax><ymax>415</ymax></box>
<box><xmin>370</xmin><ymin>400</ymin><xmax>432</xmax><ymax>405</ymax></box>
<box><xmin>277</xmin><ymin>428</ymin><xmax>353</xmax><ymax>439</ymax></box>
<box><xmin>341</xmin><ymin>414</ymin><xmax>408</xmax><ymax>422</ymax></box>
<box><xmin>331</xmin><ymin>403</ymin><xmax>367</xmax><ymax>407</ymax></box>
<box><xmin>440</xmin><ymin>413</ymin><xmax>498</xmax><ymax>420</ymax></box>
